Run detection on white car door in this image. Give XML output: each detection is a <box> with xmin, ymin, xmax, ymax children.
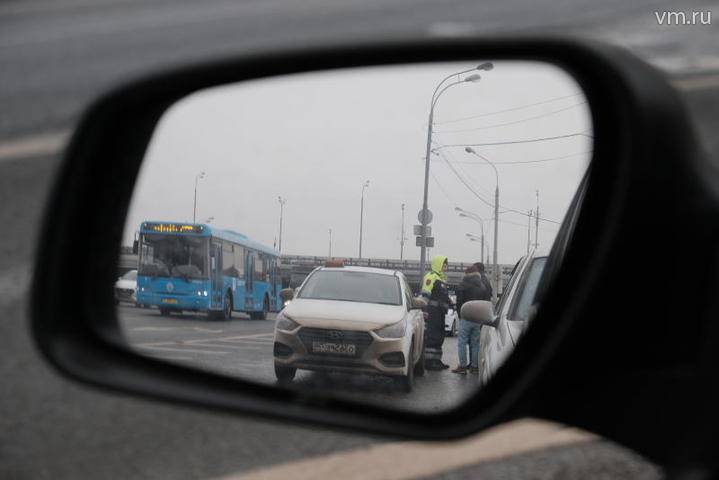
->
<box><xmin>479</xmin><ymin>257</ymin><xmax>527</xmax><ymax>384</ymax></box>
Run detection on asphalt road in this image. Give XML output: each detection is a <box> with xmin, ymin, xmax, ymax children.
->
<box><xmin>3</xmin><ymin>0</ymin><xmax>718</xmax><ymax>478</ymax></box>
<box><xmin>118</xmin><ymin>305</ymin><xmax>479</xmax><ymax>412</ymax></box>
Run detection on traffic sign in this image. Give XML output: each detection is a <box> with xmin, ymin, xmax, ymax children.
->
<box><xmin>413</xmin><ymin>224</ymin><xmax>431</xmax><ymax>236</ymax></box>
<box><xmin>416</xmin><ymin>236</ymin><xmax>435</xmax><ymax>247</ymax></box>
<box><xmin>417</xmin><ymin>208</ymin><xmax>433</xmax><ymax>224</ymax></box>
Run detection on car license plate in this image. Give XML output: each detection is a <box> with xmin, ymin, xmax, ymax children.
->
<box><xmin>161</xmin><ymin>298</ymin><xmax>178</xmax><ymax>304</ymax></box>
<box><xmin>312</xmin><ymin>341</ymin><xmax>356</xmax><ymax>356</ymax></box>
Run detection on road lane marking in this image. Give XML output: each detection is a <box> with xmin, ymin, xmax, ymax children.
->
<box><xmin>0</xmin><ymin>131</ymin><xmax>69</xmax><ymax>162</ymax></box>
<box><xmin>221</xmin><ymin>333</ymin><xmax>275</xmax><ymax>340</ymax></box>
<box><xmin>131</xmin><ymin>326</ymin><xmax>179</xmax><ymax>332</ymax></box>
<box><xmin>216</xmin><ymin>419</ymin><xmax>595</xmax><ymax>480</ymax></box>
<box><xmin>135</xmin><ymin>344</ymin><xmax>231</xmax><ymax>355</ymax></box>
<box><xmin>181</xmin><ymin>342</ymin><xmax>264</xmax><ymax>350</ymax></box>
<box><xmin>214</xmin><ymin>338</ymin><xmax>273</xmax><ymax>345</ymax></box>
<box><xmin>193</xmin><ymin>327</ymin><xmax>224</xmax><ymax>333</ymax></box>
<box><xmin>671</xmin><ymin>73</ymin><xmax>719</xmax><ymax>91</ymax></box>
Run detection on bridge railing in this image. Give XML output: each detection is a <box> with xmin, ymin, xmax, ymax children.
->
<box><xmin>279</xmin><ymin>255</ymin><xmax>513</xmax><ymax>275</ymax></box>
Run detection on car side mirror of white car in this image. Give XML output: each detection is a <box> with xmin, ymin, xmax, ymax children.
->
<box><xmin>460</xmin><ymin>300</ymin><xmax>496</xmax><ymax>327</ymax></box>
<box><xmin>410</xmin><ymin>297</ymin><xmax>427</xmax><ymax>310</ymax></box>
<box><xmin>279</xmin><ymin>288</ymin><xmax>294</xmax><ymax>303</ymax></box>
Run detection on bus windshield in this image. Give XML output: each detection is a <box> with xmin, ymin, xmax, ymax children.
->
<box><xmin>139</xmin><ymin>234</ymin><xmax>209</xmax><ymax>279</ymax></box>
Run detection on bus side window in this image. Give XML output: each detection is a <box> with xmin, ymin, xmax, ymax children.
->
<box><xmin>222</xmin><ymin>242</ymin><xmax>237</xmax><ymax>277</ymax></box>
<box><xmin>254</xmin><ymin>253</ymin><xmax>263</xmax><ymax>282</ymax></box>
<box><xmin>234</xmin><ymin>246</ymin><xmax>244</xmax><ymax>277</ymax></box>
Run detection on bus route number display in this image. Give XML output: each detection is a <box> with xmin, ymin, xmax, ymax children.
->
<box><xmin>143</xmin><ymin>223</ymin><xmax>203</xmax><ymax>234</ymax></box>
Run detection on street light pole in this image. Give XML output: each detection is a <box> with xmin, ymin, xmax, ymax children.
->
<box><xmin>359</xmin><ymin>180</ymin><xmax>370</xmax><ymax>258</ymax></box>
<box><xmin>457</xmin><ymin>208</ymin><xmax>485</xmax><ymax>264</ymax></box>
<box><xmin>193</xmin><ymin>171</ymin><xmax>205</xmax><ymax>223</ymax></box>
<box><xmin>466</xmin><ymin>233</ymin><xmax>485</xmax><ymax>264</ymax></box>
<box><xmin>535</xmin><ymin>190</ymin><xmax>540</xmax><ymax>249</ymax></box>
<box><xmin>400</xmin><ymin>203</ymin><xmax>406</xmax><ymax>260</ymax></box>
<box><xmin>419</xmin><ymin>63</ymin><xmax>493</xmax><ymax>281</ymax></box>
<box><xmin>277</xmin><ymin>196</ymin><xmax>286</xmax><ymax>252</ymax></box>
<box><xmin>328</xmin><ymin>228</ymin><xmax>332</xmax><ymax>258</ymax></box>
<box><xmin>527</xmin><ymin>209</ymin><xmax>533</xmax><ymax>254</ymax></box>
<box><xmin>465</xmin><ymin>147</ymin><xmax>500</xmax><ymax>303</ymax></box>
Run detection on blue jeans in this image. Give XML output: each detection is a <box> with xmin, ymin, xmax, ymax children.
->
<box><xmin>457</xmin><ymin>319</ymin><xmax>482</xmax><ymax>368</ymax></box>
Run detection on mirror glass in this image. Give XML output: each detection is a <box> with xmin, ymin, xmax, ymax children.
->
<box><xmin>118</xmin><ymin>61</ymin><xmax>592</xmax><ymax>412</ymax></box>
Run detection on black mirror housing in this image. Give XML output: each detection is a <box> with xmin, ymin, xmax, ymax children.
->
<box><xmin>29</xmin><ymin>37</ymin><xmax>719</xmax><ymax>470</ymax></box>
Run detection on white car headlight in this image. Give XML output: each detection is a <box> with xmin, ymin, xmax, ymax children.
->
<box><xmin>275</xmin><ymin>312</ymin><xmax>299</xmax><ymax>331</ymax></box>
<box><xmin>375</xmin><ymin>319</ymin><xmax>406</xmax><ymax>338</ymax></box>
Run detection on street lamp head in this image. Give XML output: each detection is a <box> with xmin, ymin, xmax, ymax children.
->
<box><xmin>477</xmin><ymin>62</ymin><xmax>494</xmax><ymax>71</ymax></box>
<box><xmin>465</xmin><ymin>146</ymin><xmax>476</xmax><ymax>154</ymax></box>
<box><xmin>454</xmin><ymin>206</ymin><xmax>463</xmax><ymax>212</ymax></box>
<box><xmin>464</xmin><ymin>73</ymin><xmax>481</xmax><ymax>82</ymax></box>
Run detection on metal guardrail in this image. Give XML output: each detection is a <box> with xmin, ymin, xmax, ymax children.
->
<box><xmin>279</xmin><ymin>255</ymin><xmax>513</xmax><ymax>275</ymax></box>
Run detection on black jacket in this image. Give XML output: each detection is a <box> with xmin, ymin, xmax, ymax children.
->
<box><xmin>456</xmin><ymin>272</ymin><xmax>492</xmax><ymax>319</ymax></box>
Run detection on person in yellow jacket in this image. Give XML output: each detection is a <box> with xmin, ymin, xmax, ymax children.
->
<box><xmin>421</xmin><ymin>255</ymin><xmax>452</xmax><ymax>370</ymax></box>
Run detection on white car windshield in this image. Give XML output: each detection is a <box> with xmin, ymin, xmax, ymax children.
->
<box><xmin>298</xmin><ymin>270</ymin><xmax>402</xmax><ymax>306</ymax></box>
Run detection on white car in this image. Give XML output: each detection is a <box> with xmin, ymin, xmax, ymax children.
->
<box><xmin>273</xmin><ymin>263</ymin><xmax>426</xmax><ymax>391</ymax></box>
<box><xmin>476</xmin><ymin>248</ymin><xmax>549</xmax><ymax>385</ymax></box>
<box><xmin>114</xmin><ymin>269</ymin><xmax>138</xmax><ymax>305</ymax></box>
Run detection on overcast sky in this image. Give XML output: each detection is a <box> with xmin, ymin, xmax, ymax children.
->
<box><xmin>124</xmin><ymin>61</ymin><xmax>592</xmax><ymax>265</ymax></box>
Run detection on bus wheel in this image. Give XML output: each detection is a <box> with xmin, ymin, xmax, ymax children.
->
<box><xmin>159</xmin><ymin>308</ymin><xmax>171</xmax><ymax>316</ymax></box>
<box><xmin>222</xmin><ymin>291</ymin><xmax>233</xmax><ymax>320</ymax></box>
<box><xmin>249</xmin><ymin>297</ymin><xmax>269</xmax><ymax>320</ymax></box>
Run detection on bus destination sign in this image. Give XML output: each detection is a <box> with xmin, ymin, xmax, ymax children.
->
<box><xmin>143</xmin><ymin>223</ymin><xmax>204</xmax><ymax>234</ymax></box>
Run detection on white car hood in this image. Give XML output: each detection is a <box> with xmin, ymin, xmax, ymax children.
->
<box><xmin>283</xmin><ymin>298</ymin><xmax>406</xmax><ymax>330</ymax></box>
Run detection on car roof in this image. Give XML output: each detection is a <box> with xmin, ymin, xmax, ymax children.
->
<box><xmin>319</xmin><ymin>265</ymin><xmax>398</xmax><ymax>276</ymax></box>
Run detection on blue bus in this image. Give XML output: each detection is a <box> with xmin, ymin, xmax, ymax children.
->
<box><xmin>135</xmin><ymin>221</ymin><xmax>281</xmax><ymax>320</ymax></box>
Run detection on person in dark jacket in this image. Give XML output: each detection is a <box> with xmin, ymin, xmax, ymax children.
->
<box><xmin>452</xmin><ymin>262</ymin><xmax>492</xmax><ymax>374</ymax></box>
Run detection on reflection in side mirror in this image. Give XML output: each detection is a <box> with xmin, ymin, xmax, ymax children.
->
<box><xmin>117</xmin><ymin>60</ymin><xmax>591</xmax><ymax>413</ymax></box>
<box><xmin>460</xmin><ymin>300</ymin><xmax>496</xmax><ymax>327</ymax></box>
<box><xmin>279</xmin><ymin>288</ymin><xmax>295</xmax><ymax>304</ymax></box>
<box><xmin>410</xmin><ymin>297</ymin><xmax>427</xmax><ymax>309</ymax></box>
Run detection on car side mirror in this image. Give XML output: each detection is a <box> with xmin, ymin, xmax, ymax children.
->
<box><xmin>30</xmin><ymin>37</ymin><xmax>715</xmax><ymax>454</ymax></box>
<box><xmin>460</xmin><ymin>300</ymin><xmax>496</xmax><ymax>327</ymax></box>
<box><xmin>410</xmin><ymin>297</ymin><xmax>427</xmax><ymax>309</ymax></box>
<box><xmin>279</xmin><ymin>288</ymin><xmax>294</xmax><ymax>303</ymax></box>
